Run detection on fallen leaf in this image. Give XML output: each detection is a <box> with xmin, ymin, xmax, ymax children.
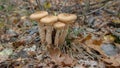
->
<box><xmin>102</xmin><ymin>56</ymin><xmax>120</xmax><ymax>66</ymax></box>
<box><xmin>48</xmin><ymin>46</ymin><xmax>76</xmax><ymax>66</ymax></box>
<box><xmin>92</xmin><ymin>39</ymin><xmax>103</xmax><ymax>45</ymax></box>
<box><xmin>81</xmin><ymin>34</ymin><xmax>92</xmax><ymax>43</ymax></box>
<box><xmin>12</xmin><ymin>40</ymin><xmax>25</xmax><ymax>48</ymax></box>
<box><xmin>62</xmin><ymin>54</ymin><xmax>76</xmax><ymax>67</ymax></box>
<box><xmin>47</xmin><ymin>46</ymin><xmax>61</xmax><ymax>58</ymax></box>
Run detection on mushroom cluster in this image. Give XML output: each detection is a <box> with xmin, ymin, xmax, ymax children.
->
<box><xmin>30</xmin><ymin>11</ymin><xmax>77</xmax><ymax>47</ymax></box>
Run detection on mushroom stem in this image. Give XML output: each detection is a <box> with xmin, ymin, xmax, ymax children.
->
<box><xmin>40</xmin><ymin>15</ymin><xmax>58</xmax><ymax>45</ymax></box>
<box><xmin>53</xmin><ymin>22</ymin><xmax>66</xmax><ymax>47</ymax></box>
<box><xmin>54</xmin><ymin>30</ymin><xmax>61</xmax><ymax>46</ymax></box>
<box><xmin>38</xmin><ymin>23</ymin><xmax>46</xmax><ymax>44</ymax></box>
<box><xmin>59</xmin><ymin>25</ymin><xmax>69</xmax><ymax>45</ymax></box>
<box><xmin>46</xmin><ymin>25</ymin><xmax>53</xmax><ymax>45</ymax></box>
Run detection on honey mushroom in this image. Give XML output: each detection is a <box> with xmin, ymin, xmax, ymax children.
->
<box><xmin>58</xmin><ymin>13</ymin><xmax>77</xmax><ymax>45</ymax></box>
<box><xmin>30</xmin><ymin>11</ymin><xmax>48</xmax><ymax>44</ymax></box>
<box><xmin>53</xmin><ymin>22</ymin><xmax>66</xmax><ymax>46</ymax></box>
<box><xmin>40</xmin><ymin>15</ymin><xmax>58</xmax><ymax>45</ymax></box>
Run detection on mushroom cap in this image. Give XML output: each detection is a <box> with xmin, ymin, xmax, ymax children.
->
<box><xmin>54</xmin><ymin>22</ymin><xmax>66</xmax><ymax>29</ymax></box>
<box><xmin>58</xmin><ymin>13</ymin><xmax>77</xmax><ymax>23</ymax></box>
<box><xmin>40</xmin><ymin>15</ymin><xmax>58</xmax><ymax>25</ymax></box>
<box><xmin>30</xmin><ymin>11</ymin><xmax>48</xmax><ymax>20</ymax></box>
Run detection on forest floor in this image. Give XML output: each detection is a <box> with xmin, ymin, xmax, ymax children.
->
<box><xmin>0</xmin><ymin>0</ymin><xmax>120</xmax><ymax>68</ymax></box>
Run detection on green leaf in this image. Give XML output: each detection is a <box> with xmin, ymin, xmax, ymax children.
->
<box><xmin>0</xmin><ymin>5</ymin><xmax>4</xmax><ymax>10</ymax></box>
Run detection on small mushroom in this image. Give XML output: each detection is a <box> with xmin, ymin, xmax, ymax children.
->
<box><xmin>29</xmin><ymin>11</ymin><xmax>48</xmax><ymax>44</ymax></box>
<box><xmin>58</xmin><ymin>13</ymin><xmax>77</xmax><ymax>45</ymax></box>
<box><xmin>53</xmin><ymin>22</ymin><xmax>66</xmax><ymax>46</ymax></box>
<box><xmin>40</xmin><ymin>15</ymin><xmax>58</xmax><ymax>45</ymax></box>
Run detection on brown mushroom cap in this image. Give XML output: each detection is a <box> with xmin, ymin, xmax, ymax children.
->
<box><xmin>40</xmin><ymin>15</ymin><xmax>58</xmax><ymax>25</ymax></box>
<box><xmin>30</xmin><ymin>11</ymin><xmax>48</xmax><ymax>20</ymax></box>
<box><xmin>58</xmin><ymin>13</ymin><xmax>77</xmax><ymax>23</ymax></box>
<box><xmin>54</xmin><ymin>22</ymin><xmax>66</xmax><ymax>29</ymax></box>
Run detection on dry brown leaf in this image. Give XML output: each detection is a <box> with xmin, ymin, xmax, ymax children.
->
<box><xmin>12</xmin><ymin>40</ymin><xmax>25</xmax><ymax>48</ymax></box>
<box><xmin>53</xmin><ymin>55</ymin><xmax>65</xmax><ymax>65</ymax></box>
<box><xmin>102</xmin><ymin>56</ymin><xmax>120</xmax><ymax>66</ymax></box>
<box><xmin>81</xmin><ymin>34</ymin><xmax>92</xmax><ymax>43</ymax></box>
<box><xmin>48</xmin><ymin>46</ymin><xmax>76</xmax><ymax>66</ymax></box>
<box><xmin>84</xmin><ymin>36</ymin><xmax>108</xmax><ymax>58</ymax></box>
<box><xmin>62</xmin><ymin>54</ymin><xmax>76</xmax><ymax>67</ymax></box>
<box><xmin>47</xmin><ymin>46</ymin><xmax>64</xmax><ymax>65</ymax></box>
<box><xmin>27</xmin><ymin>51</ymin><xmax>36</xmax><ymax>57</ymax></box>
<box><xmin>92</xmin><ymin>39</ymin><xmax>103</xmax><ymax>45</ymax></box>
<box><xmin>47</xmin><ymin>46</ymin><xmax>61</xmax><ymax>58</ymax></box>
<box><xmin>10</xmin><ymin>16</ymin><xmax>19</xmax><ymax>24</ymax></box>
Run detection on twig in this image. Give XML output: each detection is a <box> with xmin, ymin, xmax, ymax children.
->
<box><xmin>81</xmin><ymin>0</ymin><xmax>114</xmax><ymax>7</ymax></box>
<box><xmin>78</xmin><ymin>0</ymin><xmax>113</xmax><ymax>17</ymax></box>
<box><xmin>103</xmin><ymin>8</ymin><xmax>118</xmax><ymax>16</ymax></box>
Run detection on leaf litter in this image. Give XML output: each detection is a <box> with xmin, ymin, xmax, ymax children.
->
<box><xmin>0</xmin><ymin>0</ymin><xmax>120</xmax><ymax>68</ymax></box>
